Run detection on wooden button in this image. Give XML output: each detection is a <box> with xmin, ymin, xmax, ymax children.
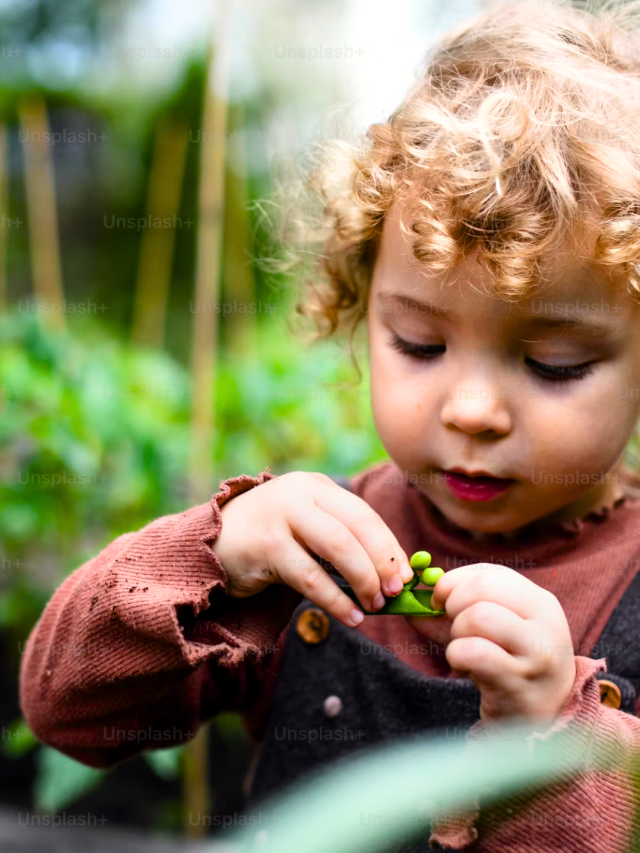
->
<box><xmin>296</xmin><ymin>608</ymin><xmax>330</xmax><ymax>644</ymax></box>
<box><xmin>599</xmin><ymin>679</ymin><xmax>622</xmax><ymax>709</ymax></box>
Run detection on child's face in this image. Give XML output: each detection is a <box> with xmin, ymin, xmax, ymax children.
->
<box><xmin>367</xmin><ymin>201</ymin><xmax>640</xmax><ymax>535</ymax></box>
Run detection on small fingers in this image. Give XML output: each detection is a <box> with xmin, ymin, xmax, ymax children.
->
<box><xmin>314</xmin><ymin>487</ymin><xmax>414</xmax><ymax>595</ymax></box>
<box><xmin>446</xmin><ymin>636</ymin><xmax>517</xmax><ymax>688</ymax></box>
<box><xmin>450</xmin><ymin>600</ymin><xmax>530</xmax><ymax>656</ymax></box>
<box><xmin>275</xmin><ymin>537</ymin><xmax>366</xmax><ymax>628</ymax></box>
<box><xmin>289</xmin><ymin>508</ymin><xmax>382</xmax><ymax>612</ymax></box>
<box><xmin>297</xmin><ymin>486</ymin><xmax>414</xmax><ymax>602</ymax></box>
<box><xmin>434</xmin><ymin>564</ymin><xmax>547</xmax><ymax>620</ymax></box>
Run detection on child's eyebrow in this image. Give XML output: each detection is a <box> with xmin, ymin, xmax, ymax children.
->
<box><xmin>375</xmin><ymin>291</ymin><xmax>620</xmax><ymax>338</ymax></box>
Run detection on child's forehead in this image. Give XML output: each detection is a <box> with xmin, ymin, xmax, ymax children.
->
<box><xmin>375</xmin><ymin>198</ymin><xmax>632</xmax><ymax>316</ymax></box>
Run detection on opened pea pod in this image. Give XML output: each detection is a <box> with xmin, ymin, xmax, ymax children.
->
<box><xmin>341</xmin><ymin>550</ymin><xmax>446</xmax><ymax>616</ymax></box>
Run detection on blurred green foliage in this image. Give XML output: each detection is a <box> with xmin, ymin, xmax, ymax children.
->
<box><xmin>229</xmin><ymin>720</ymin><xmax>640</xmax><ymax>853</ymax></box>
<box><xmin>0</xmin><ymin>304</ymin><xmax>387</xmax><ymax>820</ymax></box>
<box><xmin>34</xmin><ymin>746</ymin><xmax>106</xmax><ymax>814</ymax></box>
<box><xmin>0</xmin><ymin>308</ymin><xmax>386</xmax><ymax>632</ymax></box>
<box><xmin>0</xmin><ymin>0</ymin><xmax>391</xmax><ymax>824</ymax></box>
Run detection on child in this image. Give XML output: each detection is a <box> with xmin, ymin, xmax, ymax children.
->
<box><xmin>19</xmin><ymin>0</ymin><xmax>640</xmax><ymax>849</ymax></box>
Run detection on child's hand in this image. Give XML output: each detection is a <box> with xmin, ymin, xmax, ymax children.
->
<box><xmin>211</xmin><ymin>472</ymin><xmax>415</xmax><ymax>627</ymax></box>
<box><xmin>406</xmin><ymin>564</ymin><xmax>577</xmax><ymax>725</ymax></box>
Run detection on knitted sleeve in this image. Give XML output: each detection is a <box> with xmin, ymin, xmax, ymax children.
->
<box><xmin>18</xmin><ymin>469</ymin><xmax>302</xmax><ymax>769</ymax></box>
<box><xmin>429</xmin><ymin>656</ymin><xmax>640</xmax><ymax>852</ymax></box>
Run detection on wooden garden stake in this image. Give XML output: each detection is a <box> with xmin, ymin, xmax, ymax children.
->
<box><xmin>18</xmin><ymin>95</ymin><xmax>65</xmax><ymax>332</ymax></box>
<box><xmin>0</xmin><ymin>124</ymin><xmax>7</xmax><ymax>314</ymax></box>
<box><xmin>131</xmin><ymin>118</ymin><xmax>189</xmax><ymax>348</ymax></box>
<box><xmin>184</xmin><ymin>0</ymin><xmax>233</xmax><ymax>838</ymax></box>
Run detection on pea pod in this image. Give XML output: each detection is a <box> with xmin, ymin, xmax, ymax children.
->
<box><xmin>340</xmin><ymin>550</ymin><xmax>446</xmax><ymax>616</ymax></box>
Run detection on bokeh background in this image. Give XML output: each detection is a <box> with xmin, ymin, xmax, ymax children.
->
<box><xmin>0</xmin><ymin>0</ymin><xmax>509</xmax><ymax>849</ymax></box>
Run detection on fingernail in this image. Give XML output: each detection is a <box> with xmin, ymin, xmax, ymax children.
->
<box><xmin>371</xmin><ymin>592</ymin><xmax>385</xmax><ymax>610</ymax></box>
<box><xmin>388</xmin><ymin>574</ymin><xmax>403</xmax><ymax>594</ymax></box>
<box><xmin>349</xmin><ymin>608</ymin><xmax>364</xmax><ymax>626</ymax></box>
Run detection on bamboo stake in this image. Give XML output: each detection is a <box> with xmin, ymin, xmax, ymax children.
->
<box><xmin>189</xmin><ymin>2</ymin><xmax>232</xmax><ymax>504</ymax></box>
<box><xmin>224</xmin><ymin>101</ymin><xmax>257</xmax><ymax>357</ymax></box>
<box><xmin>131</xmin><ymin>118</ymin><xmax>189</xmax><ymax>348</ymax></box>
<box><xmin>18</xmin><ymin>95</ymin><xmax>65</xmax><ymax>331</ymax></box>
<box><xmin>0</xmin><ymin>124</ymin><xmax>7</xmax><ymax>314</ymax></box>
<box><xmin>184</xmin><ymin>0</ymin><xmax>233</xmax><ymax>838</ymax></box>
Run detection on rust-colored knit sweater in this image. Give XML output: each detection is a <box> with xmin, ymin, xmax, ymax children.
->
<box><xmin>18</xmin><ymin>461</ymin><xmax>640</xmax><ymax>851</ymax></box>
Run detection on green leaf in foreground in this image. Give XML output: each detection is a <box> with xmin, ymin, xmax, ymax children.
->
<box><xmin>227</xmin><ymin>722</ymin><xmax>625</xmax><ymax>853</ymax></box>
<box><xmin>34</xmin><ymin>747</ymin><xmax>106</xmax><ymax>813</ymax></box>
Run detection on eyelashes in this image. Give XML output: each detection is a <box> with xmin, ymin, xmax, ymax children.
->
<box><xmin>389</xmin><ymin>335</ymin><xmax>445</xmax><ymax>360</ymax></box>
<box><xmin>524</xmin><ymin>357</ymin><xmax>593</xmax><ymax>384</ymax></box>
<box><xmin>389</xmin><ymin>333</ymin><xmax>594</xmax><ymax>384</ymax></box>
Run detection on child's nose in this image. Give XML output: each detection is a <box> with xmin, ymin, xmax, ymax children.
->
<box><xmin>440</xmin><ymin>378</ymin><xmax>512</xmax><ymax>436</ymax></box>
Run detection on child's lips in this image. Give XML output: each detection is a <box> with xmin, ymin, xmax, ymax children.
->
<box><xmin>446</xmin><ymin>466</ymin><xmax>513</xmax><ymax>480</ymax></box>
<box><xmin>440</xmin><ymin>469</ymin><xmax>516</xmax><ymax>502</ymax></box>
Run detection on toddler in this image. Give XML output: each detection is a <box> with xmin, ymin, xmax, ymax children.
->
<box><xmin>19</xmin><ymin>1</ymin><xmax>640</xmax><ymax>850</ymax></box>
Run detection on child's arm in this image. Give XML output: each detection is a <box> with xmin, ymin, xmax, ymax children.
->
<box><xmin>411</xmin><ymin>559</ymin><xmax>640</xmax><ymax>850</ymax></box>
<box><xmin>18</xmin><ymin>470</ymin><xmax>302</xmax><ymax>769</ymax></box>
<box><xmin>430</xmin><ymin>655</ymin><xmax>640</xmax><ymax>851</ymax></box>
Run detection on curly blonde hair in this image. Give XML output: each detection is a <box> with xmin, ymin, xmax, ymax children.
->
<box><xmin>268</xmin><ymin>0</ymin><xmax>640</xmax><ymax>370</ymax></box>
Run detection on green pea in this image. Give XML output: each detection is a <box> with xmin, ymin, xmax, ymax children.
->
<box><xmin>409</xmin><ymin>551</ymin><xmax>432</xmax><ymax>571</ymax></box>
<box><xmin>420</xmin><ymin>567</ymin><xmax>444</xmax><ymax>586</ymax></box>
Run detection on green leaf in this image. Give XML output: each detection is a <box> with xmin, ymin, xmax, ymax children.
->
<box><xmin>1</xmin><ymin>718</ymin><xmax>39</xmax><ymax>757</ymax></box>
<box><xmin>34</xmin><ymin>747</ymin><xmax>106</xmax><ymax>813</ymax></box>
<box><xmin>229</xmin><ymin>722</ymin><xmax>624</xmax><ymax>853</ymax></box>
<box><xmin>143</xmin><ymin>745</ymin><xmax>183</xmax><ymax>780</ymax></box>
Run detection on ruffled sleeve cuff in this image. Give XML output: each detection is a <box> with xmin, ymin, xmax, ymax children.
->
<box><xmin>428</xmin><ymin>656</ymin><xmax>607</xmax><ymax>849</ymax></box>
<box><xmin>181</xmin><ymin>468</ymin><xmax>304</xmax><ymax>668</ymax></box>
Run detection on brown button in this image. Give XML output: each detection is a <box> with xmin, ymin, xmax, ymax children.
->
<box><xmin>599</xmin><ymin>679</ymin><xmax>622</xmax><ymax>710</ymax></box>
<box><xmin>296</xmin><ymin>608</ymin><xmax>330</xmax><ymax>644</ymax></box>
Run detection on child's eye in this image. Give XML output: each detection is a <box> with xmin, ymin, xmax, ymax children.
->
<box><xmin>389</xmin><ymin>333</ymin><xmax>445</xmax><ymax>360</ymax></box>
<box><xmin>390</xmin><ymin>333</ymin><xmax>594</xmax><ymax>384</ymax></box>
<box><xmin>525</xmin><ymin>357</ymin><xmax>594</xmax><ymax>384</ymax></box>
